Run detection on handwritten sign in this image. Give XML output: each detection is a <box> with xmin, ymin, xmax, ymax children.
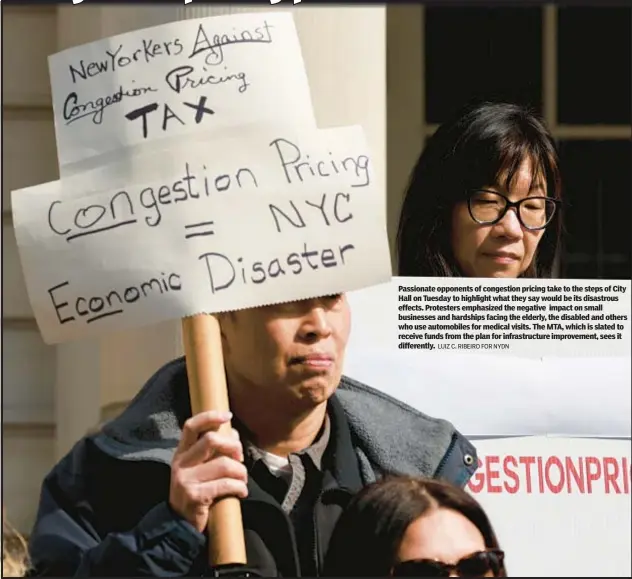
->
<box><xmin>48</xmin><ymin>12</ymin><xmax>316</xmax><ymax>176</ymax></box>
<box><xmin>12</xmin><ymin>127</ymin><xmax>391</xmax><ymax>344</ymax></box>
<box><xmin>52</xmin><ymin>125</ymin><xmax>375</xmax><ymax>202</ymax></box>
<box><xmin>468</xmin><ymin>436</ymin><xmax>631</xmax><ymax>577</ymax></box>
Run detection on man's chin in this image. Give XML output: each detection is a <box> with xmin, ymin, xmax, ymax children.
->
<box><xmin>295</xmin><ymin>374</ymin><xmax>340</xmax><ymax>406</ymax></box>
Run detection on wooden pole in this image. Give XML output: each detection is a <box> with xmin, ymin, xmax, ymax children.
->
<box><xmin>181</xmin><ymin>314</ymin><xmax>247</xmax><ymax>566</ymax></box>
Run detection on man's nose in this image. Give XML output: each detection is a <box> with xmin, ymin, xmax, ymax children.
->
<box><xmin>299</xmin><ymin>308</ymin><xmax>333</xmax><ymax>340</ymax></box>
<box><xmin>492</xmin><ymin>207</ymin><xmax>523</xmax><ymax>239</ymax></box>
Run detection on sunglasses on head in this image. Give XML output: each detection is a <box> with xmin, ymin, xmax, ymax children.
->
<box><xmin>392</xmin><ymin>548</ymin><xmax>504</xmax><ymax>577</ymax></box>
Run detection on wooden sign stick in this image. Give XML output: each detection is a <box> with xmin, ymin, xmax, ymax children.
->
<box><xmin>182</xmin><ymin>314</ymin><xmax>247</xmax><ymax>567</ymax></box>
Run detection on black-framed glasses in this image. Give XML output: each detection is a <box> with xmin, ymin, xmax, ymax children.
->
<box><xmin>392</xmin><ymin>548</ymin><xmax>505</xmax><ymax>577</ymax></box>
<box><xmin>467</xmin><ymin>189</ymin><xmax>559</xmax><ymax>231</ymax></box>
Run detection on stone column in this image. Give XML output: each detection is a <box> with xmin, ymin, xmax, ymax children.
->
<box><xmin>53</xmin><ymin>4</ymin><xmax>386</xmax><ymax>458</ymax></box>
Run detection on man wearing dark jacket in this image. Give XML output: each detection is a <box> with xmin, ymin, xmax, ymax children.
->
<box><xmin>28</xmin><ymin>294</ymin><xmax>477</xmax><ymax>577</ymax></box>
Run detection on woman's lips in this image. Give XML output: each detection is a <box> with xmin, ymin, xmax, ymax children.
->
<box><xmin>483</xmin><ymin>252</ymin><xmax>520</xmax><ymax>264</ymax></box>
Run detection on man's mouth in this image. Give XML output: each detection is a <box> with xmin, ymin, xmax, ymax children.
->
<box><xmin>289</xmin><ymin>354</ymin><xmax>334</xmax><ymax>369</ymax></box>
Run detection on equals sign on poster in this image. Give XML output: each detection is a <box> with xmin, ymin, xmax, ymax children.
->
<box><xmin>184</xmin><ymin>220</ymin><xmax>215</xmax><ymax>239</ymax></box>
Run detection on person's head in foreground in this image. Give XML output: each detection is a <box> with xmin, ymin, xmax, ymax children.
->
<box><xmin>218</xmin><ymin>293</ymin><xmax>351</xmax><ymax>431</ymax></box>
<box><xmin>397</xmin><ymin>101</ymin><xmax>562</xmax><ymax>279</ymax></box>
<box><xmin>323</xmin><ymin>476</ymin><xmax>506</xmax><ymax>577</ymax></box>
<box><xmin>3</xmin><ymin>512</ymin><xmax>29</xmax><ymax>577</ymax></box>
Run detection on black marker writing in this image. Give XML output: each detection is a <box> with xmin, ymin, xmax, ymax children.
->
<box><xmin>269</xmin><ymin>138</ymin><xmax>371</xmax><ymax>188</ymax></box>
<box><xmin>183</xmin><ymin>95</ymin><xmax>214</xmax><ymax>123</ymax></box>
<box><xmin>184</xmin><ymin>220</ymin><xmax>215</xmax><ymax>239</ymax></box>
<box><xmin>165</xmin><ymin>65</ymin><xmax>249</xmax><ymax>94</ymax></box>
<box><xmin>189</xmin><ymin>21</ymin><xmax>274</xmax><ymax>66</ymax></box>
<box><xmin>47</xmin><ymin>191</ymin><xmax>138</xmax><ymax>242</ymax></box>
<box><xmin>67</xmin><ymin>220</ymin><xmax>137</xmax><ymax>242</ymax></box>
<box><xmin>199</xmin><ymin>242</ymin><xmax>355</xmax><ymax>294</ymax></box>
<box><xmin>47</xmin><ymin>163</ymin><xmax>258</xmax><ymax>239</ymax></box>
<box><xmin>48</xmin><ymin>201</ymin><xmax>71</xmax><ymax>236</ymax></box>
<box><xmin>269</xmin><ymin>201</ymin><xmax>305</xmax><ymax>231</ymax></box>
<box><xmin>135</xmin><ymin>163</ymin><xmax>256</xmax><ymax>226</ymax></box>
<box><xmin>63</xmin><ymin>84</ymin><xmax>158</xmax><ymax>125</ymax></box>
<box><xmin>68</xmin><ymin>39</ymin><xmax>184</xmax><ymax>84</ymax></box>
<box><xmin>125</xmin><ymin>95</ymin><xmax>214</xmax><ymax>139</ymax></box>
<box><xmin>47</xmin><ymin>273</ymin><xmax>182</xmax><ymax>325</ymax></box>
<box><xmin>268</xmin><ymin>192</ymin><xmax>353</xmax><ymax>233</ymax></box>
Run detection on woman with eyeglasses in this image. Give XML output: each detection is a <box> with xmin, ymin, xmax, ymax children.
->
<box><xmin>397</xmin><ymin>101</ymin><xmax>562</xmax><ymax>278</ymax></box>
<box><xmin>322</xmin><ymin>476</ymin><xmax>506</xmax><ymax>577</ymax></box>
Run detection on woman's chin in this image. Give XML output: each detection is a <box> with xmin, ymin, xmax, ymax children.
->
<box><xmin>470</xmin><ymin>265</ymin><xmax>522</xmax><ymax>279</ymax></box>
<box><xmin>486</xmin><ymin>270</ymin><xmax>520</xmax><ymax>279</ymax></box>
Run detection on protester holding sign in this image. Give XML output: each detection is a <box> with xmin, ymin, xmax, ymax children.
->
<box><xmin>27</xmin><ymin>296</ymin><xmax>477</xmax><ymax>577</ymax></box>
<box><xmin>397</xmin><ymin>101</ymin><xmax>563</xmax><ymax>279</ymax></box>
<box><xmin>323</xmin><ymin>476</ymin><xmax>506</xmax><ymax>577</ymax></box>
<box><xmin>8</xmin><ymin>9</ymin><xmax>476</xmax><ymax>578</ymax></box>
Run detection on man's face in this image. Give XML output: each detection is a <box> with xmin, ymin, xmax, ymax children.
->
<box><xmin>220</xmin><ymin>294</ymin><xmax>351</xmax><ymax>411</ymax></box>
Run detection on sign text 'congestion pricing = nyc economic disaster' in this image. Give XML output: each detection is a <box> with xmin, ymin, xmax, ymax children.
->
<box><xmin>11</xmin><ymin>127</ymin><xmax>391</xmax><ymax>345</ymax></box>
<box><xmin>48</xmin><ymin>11</ymin><xmax>316</xmax><ymax>173</ymax></box>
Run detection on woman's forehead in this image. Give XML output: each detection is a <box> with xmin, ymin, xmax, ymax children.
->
<box><xmin>494</xmin><ymin>156</ymin><xmax>547</xmax><ymax>190</ymax></box>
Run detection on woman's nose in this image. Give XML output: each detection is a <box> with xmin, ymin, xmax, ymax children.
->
<box><xmin>492</xmin><ymin>207</ymin><xmax>523</xmax><ymax>239</ymax></box>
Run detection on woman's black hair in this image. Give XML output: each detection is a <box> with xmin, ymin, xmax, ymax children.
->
<box><xmin>396</xmin><ymin>101</ymin><xmax>563</xmax><ymax>278</ymax></box>
<box><xmin>322</xmin><ymin>476</ymin><xmax>506</xmax><ymax>577</ymax></box>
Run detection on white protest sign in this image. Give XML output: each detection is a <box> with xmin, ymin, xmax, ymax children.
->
<box><xmin>52</xmin><ymin>124</ymin><xmax>375</xmax><ymax>201</ymax></box>
<box><xmin>468</xmin><ymin>436</ymin><xmax>631</xmax><ymax>577</ymax></box>
<box><xmin>345</xmin><ymin>277</ymin><xmax>632</xmax><ymax>358</ymax></box>
<box><xmin>12</xmin><ymin>127</ymin><xmax>391</xmax><ymax>345</ymax></box>
<box><xmin>49</xmin><ymin>12</ymin><xmax>316</xmax><ymax>175</ymax></box>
